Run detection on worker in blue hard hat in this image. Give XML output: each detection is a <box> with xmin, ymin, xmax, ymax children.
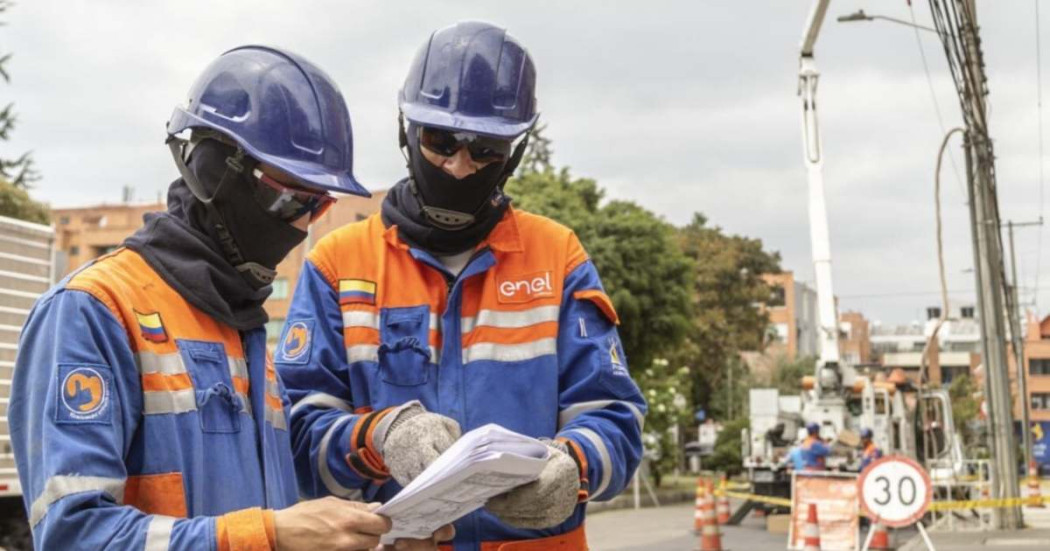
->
<box><xmin>277</xmin><ymin>21</ymin><xmax>646</xmax><ymax>551</ymax></box>
<box><xmin>858</xmin><ymin>428</ymin><xmax>883</xmax><ymax>472</ymax></box>
<box><xmin>800</xmin><ymin>422</ymin><xmax>831</xmax><ymax>471</ymax></box>
<box><xmin>10</xmin><ymin>46</ymin><xmax>452</xmax><ymax>551</ymax></box>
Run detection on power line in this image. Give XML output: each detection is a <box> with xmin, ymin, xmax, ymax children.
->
<box><xmin>1035</xmin><ymin>0</ymin><xmax>1046</xmax><ymax>312</ymax></box>
<box><xmin>908</xmin><ymin>1</ymin><xmax>967</xmax><ymax>197</ymax></box>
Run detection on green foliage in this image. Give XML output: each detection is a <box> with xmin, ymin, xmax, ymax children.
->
<box><xmin>673</xmin><ymin>215</ymin><xmax>781</xmax><ymax>421</ymax></box>
<box><xmin>704</xmin><ymin>417</ymin><xmax>749</xmax><ymax>475</ymax></box>
<box><xmin>505</xmin><ymin>145</ymin><xmax>694</xmax><ymax>371</ymax></box>
<box><xmin>0</xmin><ymin>178</ymin><xmax>48</xmax><ymax>224</ymax></box>
<box><xmin>635</xmin><ymin>358</ymin><xmax>693</xmax><ymax>482</ymax></box>
<box><xmin>949</xmin><ymin>374</ymin><xmax>980</xmax><ymax>444</ymax></box>
<box><xmin>0</xmin><ymin>1</ymin><xmax>38</xmax><ymax>188</ymax></box>
<box><xmin>770</xmin><ymin>355</ymin><xmax>815</xmax><ymax>395</ymax></box>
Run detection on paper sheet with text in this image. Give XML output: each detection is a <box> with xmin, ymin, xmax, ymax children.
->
<box><xmin>375</xmin><ymin>424</ymin><xmax>549</xmax><ymax>543</ymax></box>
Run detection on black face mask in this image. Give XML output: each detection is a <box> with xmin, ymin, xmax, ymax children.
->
<box><xmin>184</xmin><ymin>139</ymin><xmax>308</xmax><ymax>288</ymax></box>
<box><xmin>406</xmin><ymin>125</ymin><xmax>509</xmax><ymax>230</ymax></box>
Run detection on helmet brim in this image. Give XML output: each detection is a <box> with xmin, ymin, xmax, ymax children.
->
<box><xmin>168</xmin><ymin>108</ymin><xmax>371</xmax><ymax>197</ymax></box>
<box><xmin>400</xmin><ymin>102</ymin><xmax>538</xmax><ymax>140</ymax></box>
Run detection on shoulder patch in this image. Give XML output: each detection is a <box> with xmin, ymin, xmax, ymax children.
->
<box><xmin>339</xmin><ymin>279</ymin><xmax>377</xmax><ymax>305</ymax></box>
<box><xmin>134</xmin><ymin>311</ymin><xmax>168</xmax><ymax>343</ymax></box>
<box><xmin>278</xmin><ymin>319</ymin><xmax>314</xmax><ymax>364</ymax></box>
<box><xmin>607</xmin><ymin>336</ymin><xmax>630</xmax><ymax>377</ymax></box>
<box><xmin>56</xmin><ymin>364</ymin><xmax>113</xmax><ymax>424</ymax></box>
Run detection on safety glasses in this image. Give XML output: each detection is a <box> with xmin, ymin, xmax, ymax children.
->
<box><xmin>418</xmin><ymin>126</ymin><xmax>513</xmax><ymax>164</ymax></box>
<box><xmin>252</xmin><ymin>168</ymin><xmax>335</xmax><ymax>223</ymax></box>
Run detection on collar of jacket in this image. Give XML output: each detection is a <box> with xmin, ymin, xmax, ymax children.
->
<box><xmin>382</xmin><ymin>206</ymin><xmax>526</xmax><ymax>254</ymax></box>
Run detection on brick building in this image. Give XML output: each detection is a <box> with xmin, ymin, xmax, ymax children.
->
<box><xmin>52</xmin><ymin>190</ymin><xmax>387</xmax><ymax>341</ymax></box>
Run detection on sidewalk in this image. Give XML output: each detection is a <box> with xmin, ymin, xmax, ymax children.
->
<box><xmin>900</xmin><ymin>529</ymin><xmax>1050</xmax><ymax>550</ymax></box>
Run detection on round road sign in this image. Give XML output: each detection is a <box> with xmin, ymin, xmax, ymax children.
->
<box><xmin>857</xmin><ymin>455</ymin><xmax>932</xmax><ymax>527</ymax></box>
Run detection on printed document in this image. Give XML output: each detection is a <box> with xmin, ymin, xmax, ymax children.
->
<box><xmin>376</xmin><ymin>424</ymin><xmax>549</xmax><ymax>543</ymax></box>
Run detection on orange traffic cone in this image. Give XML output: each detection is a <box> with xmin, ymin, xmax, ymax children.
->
<box><xmin>868</xmin><ymin>521</ymin><xmax>893</xmax><ymax>551</ymax></box>
<box><xmin>698</xmin><ymin>480</ymin><xmax>724</xmax><ymax>551</ymax></box>
<box><xmin>802</xmin><ymin>503</ymin><xmax>821</xmax><ymax>551</ymax></box>
<box><xmin>694</xmin><ymin>477</ymin><xmax>708</xmax><ymax>532</ymax></box>
<box><xmin>1027</xmin><ymin>460</ymin><xmax>1045</xmax><ymax>509</ymax></box>
<box><xmin>716</xmin><ymin>474</ymin><xmax>731</xmax><ymax>525</ymax></box>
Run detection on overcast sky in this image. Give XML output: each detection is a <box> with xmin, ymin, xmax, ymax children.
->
<box><xmin>3</xmin><ymin>1</ymin><xmax>1047</xmax><ymax>325</ymax></box>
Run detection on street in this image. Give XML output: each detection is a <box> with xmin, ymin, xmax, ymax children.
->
<box><xmin>586</xmin><ymin>501</ymin><xmax>782</xmax><ymax>551</ymax></box>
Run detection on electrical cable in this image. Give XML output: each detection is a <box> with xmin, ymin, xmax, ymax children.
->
<box><xmin>1035</xmin><ymin>0</ymin><xmax>1046</xmax><ymax>311</ymax></box>
<box><xmin>909</xmin><ymin>1</ymin><xmax>967</xmax><ymax>197</ymax></box>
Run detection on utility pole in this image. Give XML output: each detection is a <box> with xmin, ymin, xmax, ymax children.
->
<box><xmin>957</xmin><ymin>0</ymin><xmax>1022</xmax><ymax>529</ymax></box>
<box><xmin>1005</xmin><ymin>219</ymin><xmax>1042</xmax><ymax>471</ymax></box>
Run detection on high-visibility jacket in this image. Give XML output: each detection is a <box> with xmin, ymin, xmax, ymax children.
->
<box><xmin>9</xmin><ymin>248</ymin><xmax>297</xmax><ymax>551</ymax></box>
<box><xmin>276</xmin><ymin>208</ymin><xmax>647</xmax><ymax>550</ymax></box>
<box><xmin>859</xmin><ymin>441</ymin><xmax>883</xmax><ymax>472</ymax></box>
<box><xmin>801</xmin><ymin>435</ymin><xmax>830</xmax><ymax>470</ymax></box>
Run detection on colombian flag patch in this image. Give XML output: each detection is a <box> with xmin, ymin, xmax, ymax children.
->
<box><xmin>135</xmin><ymin>311</ymin><xmax>168</xmax><ymax>343</ymax></box>
<box><xmin>339</xmin><ymin>279</ymin><xmax>376</xmax><ymax>305</ymax></box>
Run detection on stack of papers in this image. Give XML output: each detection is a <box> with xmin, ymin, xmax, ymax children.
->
<box><xmin>376</xmin><ymin>424</ymin><xmax>549</xmax><ymax>543</ymax></box>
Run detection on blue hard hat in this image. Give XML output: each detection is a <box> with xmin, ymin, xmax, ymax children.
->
<box><xmin>167</xmin><ymin>45</ymin><xmax>369</xmax><ymax>197</ymax></box>
<box><xmin>400</xmin><ymin>21</ymin><xmax>539</xmax><ymax>139</ymax></box>
<box><xmin>860</xmin><ymin>428</ymin><xmax>874</xmax><ymax>439</ymax></box>
<box><xmin>806</xmin><ymin>422</ymin><xmax>820</xmax><ymax>434</ymax></box>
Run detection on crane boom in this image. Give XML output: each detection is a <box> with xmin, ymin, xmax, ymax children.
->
<box><xmin>799</xmin><ymin>0</ymin><xmax>841</xmax><ymax>373</ymax></box>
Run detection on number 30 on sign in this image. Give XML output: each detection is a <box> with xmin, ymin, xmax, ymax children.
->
<box><xmin>857</xmin><ymin>455</ymin><xmax>933</xmax><ymax>527</ymax></box>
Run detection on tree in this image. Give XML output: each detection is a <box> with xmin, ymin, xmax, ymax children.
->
<box><xmin>0</xmin><ymin>178</ymin><xmax>48</xmax><ymax>224</ymax></box>
<box><xmin>949</xmin><ymin>374</ymin><xmax>980</xmax><ymax>445</ymax></box>
<box><xmin>0</xmin><ymin>0</ymin><xmax>38</xmax><ymax>188</ymax></box>
<box><xmin>635</xmin><ymin>358</ymin><xmax>692</xmax><ymax>486</ymax></box>
<box><xmin>505</xmin><ymin>144</ymin><xmax>694</xmax><ymax>371</ymax></box>
<box><xmin>673</xmin><ymin>215</ymin><xmax>781</xmax><ymax>421</ymax></box>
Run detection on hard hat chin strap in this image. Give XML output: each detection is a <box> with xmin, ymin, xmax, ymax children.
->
<box><xmin>165</xmin><ymin>136</ymin><xmax>277</xmax><ymax>288</ymax></box>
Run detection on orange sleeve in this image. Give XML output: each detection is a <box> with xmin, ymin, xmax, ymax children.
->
<box><xmin>263</xmin><ymin>509</ymin><xmax>277</xmax><ymax>549</ymax></box>
<box><xmin>216</xmin><ymin>507</ymin><xmax>274</xmax><ymax>551</ymax></box>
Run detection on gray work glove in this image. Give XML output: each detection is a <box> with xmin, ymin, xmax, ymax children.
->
<box><xmin>378</xmin><ymin>402</ymin><xmax>462</xmax><ymax>487</ymax></box>
<box><xmin>485</xmin><ymin>439</ymin><xmax>581</xmax><ymax>529</ymax></box>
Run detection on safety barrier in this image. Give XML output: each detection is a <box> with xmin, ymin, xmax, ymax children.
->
<box><xmin>712</xmin><ymin>486</ymin><xmax>1050</xmax><ymax>512</ymax></box>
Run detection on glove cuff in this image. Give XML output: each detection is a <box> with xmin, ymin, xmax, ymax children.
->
<box><xmin>344</xmin><ymin>401</ymin><xmax>426</xmax><ymax>482</ymax></box>
<box><xmin>554</xmin><ymin>437</ymin><xmax>590</xmax><ymax>503</ymax></box>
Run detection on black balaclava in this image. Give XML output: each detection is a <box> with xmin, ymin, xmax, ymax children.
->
<box><xmin>381</xmin><ymin>122</ymin><xmax>518</xmax><ymax>254</ymax></box>
<box><xmin>125</xmin><ymin>138</ymin><xmax>309</xmax><ymax>330</ymax></box>
<box><xmin>183</xmin><ymin>138</ymin><xmax>308</xmax><ymax>286</ymax></box>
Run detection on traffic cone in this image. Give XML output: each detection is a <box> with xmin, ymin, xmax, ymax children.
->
<box><xmin>698</xmin><ymin>480</ymin><xmax>724</xmax><ymax>551</ymax></box>
<box><xmin>716</xmin><ymin>474</ymin><xmax>731</xmax><ymax>525</ymax></box>
<box><xmin>1027</xmin><ymin>460</ymin><xmax>1045</xmax><ymax>509</ymax></box>
<box><xmin>802</xmin><ymin>503</ymin><xmax>821</xmax><ymax>551</ymax></box>
<box><xmin>693</xmin><ymin>477</ymin><xmax>708</xmax><ymax>532</ymax></box>
<box><xmin>868</xmin><ymin>521</ymin><xmax>893</xmax><ymax>551</ymax></box>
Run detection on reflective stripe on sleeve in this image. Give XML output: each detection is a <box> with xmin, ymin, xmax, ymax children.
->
<box><xmin>29</xmin><ymin>475</ymin><xmax>126</xmax><ymax>526</ymax></box>
<box><xmin>317</xmin><ymin>414</ymin><xmax>360</xmax><ymax>498</ymax></box>
<box><xmin>564</xmin><ymin>427</ymin><xmax>613</xmax><ymax>501</ymax></box>
<box><xmin>559</xmin><ymin>400</ymin><xmax>645</xmax><ymax>432</ymax></box>
<box><xmin>461</xmin><ymin>306</ymin><xmax>560</xmax><ymax>333</ymax></box>
<box><xmin>289</xmin><ymin>392</ymin><xmax>353</xmax><ymax>417</ymax></box>
<box><xmin>461</xmin><ymin>338</ymin><xmax>557</xmax><ymax>364</ymax></box>
<box><xmin>144</xmin><ymin>515</ymin><xmax>176</xmax><ymax>551</ymax></box>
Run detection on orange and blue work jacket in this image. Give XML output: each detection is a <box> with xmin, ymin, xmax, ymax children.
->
<box><xmin>9</xmin><ymin>249</ymin><xmax>297</xmax><ymax>551</ymax></box>
<box><xmin>276</xmin><ymin>208</ymin><xmax>647</xmax><ymax>550</ymax></box>
<box><xmin>859</xmin><ymin>441</ymin><xmax>883</xmax><ymax>472</ymax></box>
<box><xmin>801</xmin><ymin>435</ymin><xmax>830</xmax><ymax>470</ymax></box>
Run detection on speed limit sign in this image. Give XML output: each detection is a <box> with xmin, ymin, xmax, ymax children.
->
<box><xmin>857</xmin><ymin>455</ymin><xmax>932</xmax><ymax>527</ymax></box>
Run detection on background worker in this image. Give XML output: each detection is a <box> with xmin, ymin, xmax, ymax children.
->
<box><xmin>277</xmin><ymin>21</ymin><xmax>646</xmax><ymax>551</ymax></box>
<box><xmin>858</xmin><ymin>428</ymin><xmax>883</xmax><ymax>472</ymax></box>
<box><xmin>9</xmin><ymin>45</ymin><xmax>449</xmax><ymax>551</ymax></box>
<box><xmin>800</xmin><ymin>422</ymin><xmax>831</xmax><ymax>471</ymax></box>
